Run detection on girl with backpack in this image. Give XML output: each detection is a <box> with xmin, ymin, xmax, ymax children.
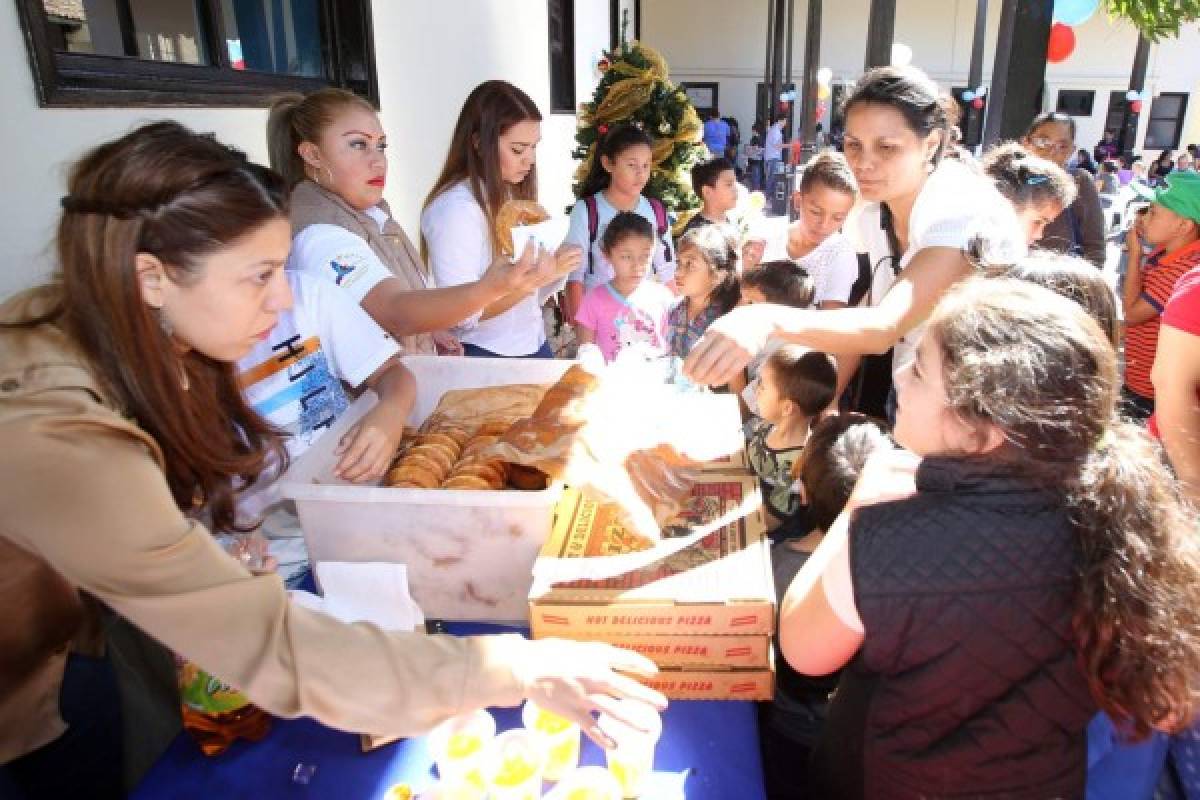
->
<box><xmin>562</xmin><ymin>125</ymin><xmax>676</xmax><ymax>326</ymax></box>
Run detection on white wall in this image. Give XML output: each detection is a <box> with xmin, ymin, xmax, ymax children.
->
<box><xmin>642</xmin><ymin>0</ymin><xmax>1199</xmax><ymax>155</ymax></box>
<box><xmin>0</xmin><ymin>0</ymin><xmax>608</xmax><ymax>301</ymax></box>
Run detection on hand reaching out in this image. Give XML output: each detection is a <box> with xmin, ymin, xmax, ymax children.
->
<box><xmin>513</xmin><ymin>638</ymin><xmax>667</xmax><ymax>749</ymax></box>
<box><xmin>683</xmin><ymin>303</ymin><xmax>786</xmax><ymax>387</ymax></box>
<box><xmin>334</xmin><ymin>417</ymin><xmax>402</xmax><ymax>483</ymax></box>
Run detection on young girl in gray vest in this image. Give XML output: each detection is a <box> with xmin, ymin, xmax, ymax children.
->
<box><xmin>778</xmin><ymin>277</ymin><xmax>1200</xmax><ymax>799</ymax></box>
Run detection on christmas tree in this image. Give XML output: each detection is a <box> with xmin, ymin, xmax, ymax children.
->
<box><xmin>571</xmin><ymin>41</ymin><xmax>707</xmax><ymax>228</ymax></box>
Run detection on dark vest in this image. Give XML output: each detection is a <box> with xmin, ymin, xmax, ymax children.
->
<box><xmin>289</xmin><ymin>180</ymin><xmax>437</xmax><ymax>355</ymax></box>
<box><xmin>812</xmin><ymin>457</ymin><xmax>1095</xmax><ymax>800</ymax></box>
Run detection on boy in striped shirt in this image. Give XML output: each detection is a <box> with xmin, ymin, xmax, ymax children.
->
<box><xmin>1121</xmin><ymin>172</ymin><xmax>1200</xmax><ymax>421</ymax></box>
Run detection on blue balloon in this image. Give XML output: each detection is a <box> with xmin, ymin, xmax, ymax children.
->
<box><xmin>962</xmin><ymin>90</ymin><xmax>975</xmax><ymax>102</ymax></box>
<box><xmin>1053</xmin><ymin>0</ymin><xmax>1099</xmax><ymax>26</ymax></box>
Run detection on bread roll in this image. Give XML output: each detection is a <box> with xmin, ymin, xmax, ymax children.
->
<box><xmin>494</xmin><ymin>200</ymin><xmax>550</xmax><ymax>257</ymax></box>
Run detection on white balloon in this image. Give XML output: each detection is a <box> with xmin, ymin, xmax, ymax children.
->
<box><xmin>975</xmin><ymin>86</ymin><xmax>987</xmax><ymax>97</ymax></box>
<box><xmin>1126</xmin><ymin>89</ymin><xmax>1140</xmax><ymax>101</ymax></box>
<box><xmin>891</xmin><ymin>42</ymin><xmax>913</xmax><ymax>67</ymax></box>
<box><xmin>817</xmin><ymin>67</ymin><xmax>833</xmax><ymax>85</ymax></box>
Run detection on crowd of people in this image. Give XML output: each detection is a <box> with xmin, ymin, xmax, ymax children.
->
<box><xmin>3</xmin><ymin>62</ymin><xmax>1200</xmax><ymax>800</ymax></box>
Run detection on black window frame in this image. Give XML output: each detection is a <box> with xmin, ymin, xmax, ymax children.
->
<box><xmin>547</xmin><ymin>0</ymin><xmax>576</xmax><ymax>114</ymax></box>
<box><xmin>1055</xmin><ymin>89</ymin><xmax>1095</xmax><ymax>117</ymax></box>
<box><xmin>1144</xmin><ymin>92</ymin><xmax>1189</xmax><ymax>150</ymax></box>
<box><xmin>16</xmin><ymin>0</ymin><xmax>379</xmax><ymax>108</ymax></box>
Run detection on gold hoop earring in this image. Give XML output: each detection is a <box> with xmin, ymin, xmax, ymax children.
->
<box><xmin>310</xmin><ymin>165</ymin><xmax>334</xmax><ymax>187</ymax></box>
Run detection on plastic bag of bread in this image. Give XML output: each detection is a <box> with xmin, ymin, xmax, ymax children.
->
<box><xmin>488</xmin><ymin>363</ymin><xmax>744</xmax><ymax>539</ymax></box>
<box><xmin>419</xmin><ymin>384</ymin><xmax>549</xmax><ymax>433</ymax></box>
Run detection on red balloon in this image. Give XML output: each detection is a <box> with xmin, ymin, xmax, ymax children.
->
<box><xmin>1047</xmin><ymin>23</ymin><xmax>1076</xmax><ymax>63</ymax></box>
<box><xmin>1130</xmin><ymin>99</ymin><xmax>1143</xmax><ymax>113</ymax></box>
<box><xmin>971</xmin><ymin>97</ymin><xmax>984</xmax><ymax>109</ymax></box>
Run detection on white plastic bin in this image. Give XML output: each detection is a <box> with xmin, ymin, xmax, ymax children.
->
<box><xmin>279</xmin><ymin>356</ymin><xmax>573</xmax><ymax>623</ymax></box>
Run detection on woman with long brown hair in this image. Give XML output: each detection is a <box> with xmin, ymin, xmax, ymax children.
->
<box><xmin>268</xmin><ymin>88</ymin><xmax>556</xmax><ymax>356</ymax></box>
<box><xmin>422</xmin><ymin>80</ymin><xmax>582</xmax><ymax>357</ymax></box>
<box><xmin>0</xmin><ymin>121</ymin><xmax>661</xmax><ymax>797</ymax></box>
<box><xmin>779</xmin><ymin>278</ymin><xmax>1200</xmax><ymax>798</ymax></box>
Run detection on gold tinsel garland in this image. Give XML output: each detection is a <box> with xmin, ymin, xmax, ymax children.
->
<box><xmin>573</xmin><ymin>42</ymin><xmax>704</xmax><ymax>217</ymax></box>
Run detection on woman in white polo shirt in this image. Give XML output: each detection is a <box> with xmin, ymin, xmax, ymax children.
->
<box><xmin>268</xmin><ymin>89</ymin><xmax>553</xmax><ymax>357</ymax></box>
<box><xmin>422</xmin><ymin>80</ymin><xmax>582</xmax><ymax>358</ymax></box>
<box><xmin>683</xmin><ymin>66</ymin><xmax>1024</xmax><ymax>417</ymax></box>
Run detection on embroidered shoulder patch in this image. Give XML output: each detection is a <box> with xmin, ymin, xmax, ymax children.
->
<box><xmin>328</xmin><ymin>251</ymin><xmax>370</xmax><ymax>286</ymax></box>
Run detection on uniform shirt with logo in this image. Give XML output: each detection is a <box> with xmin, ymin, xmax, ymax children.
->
<box><xmin>237</xmin><ymin>271</ymin><xmax>399</xmax><ymax>519</ymax></box>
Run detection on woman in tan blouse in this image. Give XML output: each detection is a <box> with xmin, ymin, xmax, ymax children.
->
<box><xmin>0</xmin><ymin>121</ymin><xmax>662</xmax><ymax>797</ymax></box>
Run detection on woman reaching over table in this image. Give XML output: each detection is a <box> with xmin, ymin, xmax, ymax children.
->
<box><xmin>683</xmin><ymin>66</ymin><xmax>1024</xmax><ymax>413</ymax></box>
<box><xmin>268</xmin><ymin>88</ymin><xmax>557</xmax><ymax>356</ymax></box>
<box><xmin>422</xmin><ymin>80</ymin><xmax>583</xmax><ymax>358</ymax></box>
<box><xmin>0</xmin><ymin>122</ymin><xmax>663</xmax><ymax>798</ymax></box>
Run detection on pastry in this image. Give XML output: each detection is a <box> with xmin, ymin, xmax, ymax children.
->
<box><xmin>386</xmin><ymin>465</ymin><xmax>440</xmax><ymax>489</ymax></box>
<box><xmin>494</xmin><ymin>199</ymin><xmax>550</xmax><ymax>258</ymax></box>
<box><xmin>507</xmin><ymin>463</ymin><xmax>549</xmax><ymax>491</ymax></box>
<box><xmin>396</xmin><ymin>451</ymin><xmax>445</xmax><ymax>477</ymax></box>
<box><xmin>448</xmin><ymin>462</ymin><xmax>506</xmax><ymax>489</ymax></box>
<box><xmin>416</xmin><ymin>432</ymin><xmax>463</xmax><ymax>454</ymax></box>
<box><xmin>408</xmin><ymin>443</ymin><xmax>456</xmax><ymax>474</ymax></box>
<box><xmin>441</xmin><ymin>475</ymin><xmax>493</xmax><ymax>491</ymax></box>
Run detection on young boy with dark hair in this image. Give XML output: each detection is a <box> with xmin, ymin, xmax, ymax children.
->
<box><xmin>759</xmin><ymin>412</ymin><xmax>892</xmax><ymax>800</ymax></box>
<box><xmin>681</xmin><ymin>157</ymin><xmax>738</xmax><ymax>235</ymax></box>
<box><xmin>741</xmin><ymin>259</ymin><xmax>816</xmax><ymax>309</ymax></box>
<box><xmin>747</xmin><ymin>344</ymin><xmax>837</xmax><ymax>536</ymax></box>
<box><xmin>1123</xmin><ymin>171</ymin><xmax>1200</xmax><ymax>421</ymax></box>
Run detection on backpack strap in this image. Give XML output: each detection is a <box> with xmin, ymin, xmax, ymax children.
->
<box><xmin>584</xmin><ymin>194</ymin><xmax>600</xmax><ymax>275</ymax></box>
<box><xmin>647</xmin><ymin>196</ymin><xmax>671</xmax><ymax>272</ymax></box>
<box><xmin>848</xmin><ymin>252</ymin><xmax>873</xmax><ymax>307</ymax></box>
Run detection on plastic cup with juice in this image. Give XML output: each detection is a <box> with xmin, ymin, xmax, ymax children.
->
<box><xmin>427</xmin><ymin>709</ymin><xmax>495</xmax><ymax>793</ymax></box>
<box><xmin>521</xmin><ymin>700</ymin><xmax>581</xmax><ymax>782</ymax></box>
<box><xmin>482</xmin><ymin>729</ymin><xmax>546</xmax><ymax>800</ymax></box>
<box><xmin>599</xmin><ymin>700</ymin><xmax>663</xmax><ymax>799</ymax></box>
<box><xmin>543</xmin><ymin>766</ymin><xmax>624</xmax><ymax>800</ymax></box>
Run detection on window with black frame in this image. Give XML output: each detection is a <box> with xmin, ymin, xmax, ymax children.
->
<box><xmin>19</xmin><ymin>0</ymin><xmax>378</xmax><ymax>107</ymax></box>
<box><xmin>1055</xmin><ymin>89</ymin><xmax>1095</xmax><ymax>117</ymax></box>
<box><xmin>548</xmin><ymin>0</ymin><xmax>576</xmax><ymax>114</ymax></box>
<box><xmin>1144</xmin><ymin>93</ymin><xmax>1189</xmax><ymax>151</ymax></box>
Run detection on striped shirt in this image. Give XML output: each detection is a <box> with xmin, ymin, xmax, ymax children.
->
<box><xmin>1124</xmin><ymin>240</ymin><xmax>1200</xmax><ymax>398</ymax></box>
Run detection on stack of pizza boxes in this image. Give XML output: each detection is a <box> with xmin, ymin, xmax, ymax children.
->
<box><xmin>528</xmin><ymin>411</ymin><xmax>776</xmax><ymax>701</ymax></box>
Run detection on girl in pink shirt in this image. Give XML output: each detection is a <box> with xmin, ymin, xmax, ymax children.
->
<box><xmin>574</xmin><ymin>212</ymin><xmax>674</xmax><ymax>362</ymax></box>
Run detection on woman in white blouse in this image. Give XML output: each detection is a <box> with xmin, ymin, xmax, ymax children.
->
<box><xmin>684</xmin><ymin>66</ymin><xmax>1024</xmax><ymax>416</ymax></box>
<box><xmin>422</xmin><ymin>80</ymin><xmax>582</xmax><ymax>358</ymax></box>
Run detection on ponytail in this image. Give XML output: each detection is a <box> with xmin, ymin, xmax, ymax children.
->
<box><xmin>266</xmin><ymin>88</ymin><xmax>376</xmax><ymax>189</ymax></box>
<box><xmin>1068</xmin><ymin>421</ymin><xmax>1200</xmax><ymax>739</ymax></box>
<box><xmin>982</xmin><ymin>141</ymin><xmax>1077</xmax><ymax>213</ymax></box>
<box><xmin>577</xmin><ymin>124</ymin><xmax>655</xmax><ymax>199</ymax></box>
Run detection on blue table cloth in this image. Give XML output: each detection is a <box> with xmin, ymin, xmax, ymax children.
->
<box><xmin>131</xmin><ymin>623</ymin><xmax>766</xmax><ymax>799</ymax></box>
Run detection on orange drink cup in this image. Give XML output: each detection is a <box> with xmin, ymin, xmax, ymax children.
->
<box><xmin>543</xmin><ymin>766</ymin><xmax>623</xmax><ymax>800</ymax></box>
<box><xmin>427</xmin><ymin>709</ymin><xmax>495</xmax><ymax>789</ymax></box>
<box><xmin>482</xmin><ymin>729</ymin><xmax>547</xmax><ymax>800</ymax></box>
<box><xmin>522</xmin><ymin>700</ymin><xmax>581</xmax><ymax>782</ymax></box>
<box><xmin>598</xmin><ymin>701</ymin><xmax>662</xmax><ymax>799</ymax></box>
